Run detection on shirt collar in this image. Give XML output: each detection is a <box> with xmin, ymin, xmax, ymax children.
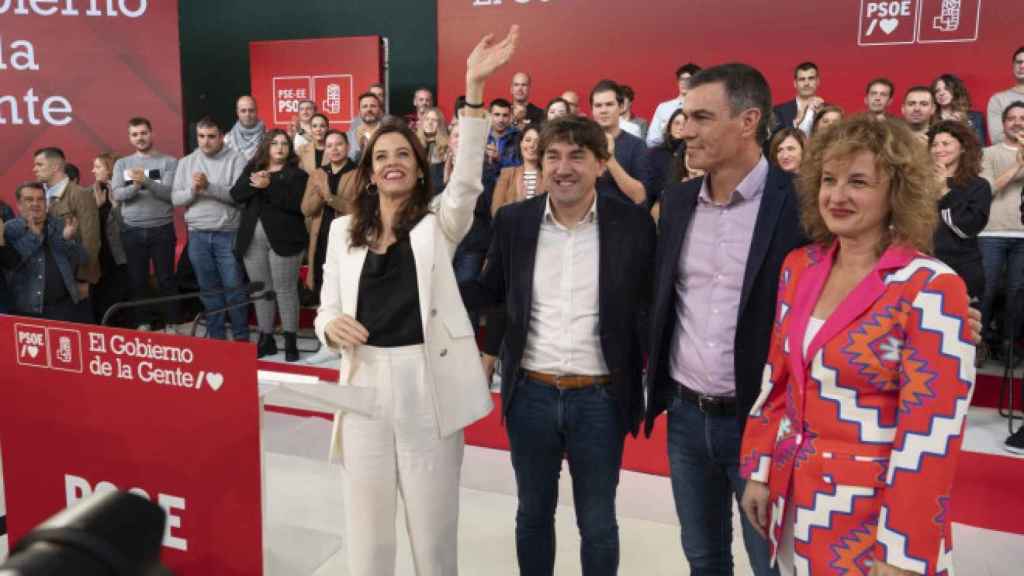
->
<box><xmin>543</xmin><ymin>194</ymin><xmax>598</xmax><ymax>229</ymax></box>
<box><xmin>45</xmin><ymin>177</ymin><xmax>70</xmax><ymax>200</ymax></box>
<box><xmin>698</xmin><ymin>156</ymin><xmax>769</xmax><ymax>206</ymax></box>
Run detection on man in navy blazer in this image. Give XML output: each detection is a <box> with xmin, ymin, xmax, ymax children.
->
<box><xmin>466</xmin><ymin>115</ymin><xmax>655</xmax><ymax>575</ymax></box>
<box><xmin>644</xmin><ymin>63</ymin><xmax>806</xmax><ymax>576</ymax></box>
<box><xmin>772</xmin><ymin>61</ymin><xmax>823</xmax><ymax>136</ymax></box>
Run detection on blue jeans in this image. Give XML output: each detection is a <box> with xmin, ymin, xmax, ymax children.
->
<box><xmin>979</xmin><ymin>237</ymin><xmax>1024</xmax><ymax>344</ymax></box>
<box><xmin>667</xmin><ymin>395</ymin><xmax>777</xmax><ymax>576</ymax></box>
<box><xmin>506</xmin><ymin>376</ymin><xmax>625</xmax><ymax>576</ymax></box>
<box><xmin>187</xmin><ymin>230</ymin><xmax>249</xmax><ymax>340</ymax></box>
<box><xmin>121</xmin><ymin>222</ymin><xmax>178</xmax><ymax>327</ymax></box>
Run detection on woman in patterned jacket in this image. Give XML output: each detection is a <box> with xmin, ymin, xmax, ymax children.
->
<box><xmin>739</xmin><ymin>115</ymin><xmax>975</xmax><ymax>576</ymax></box>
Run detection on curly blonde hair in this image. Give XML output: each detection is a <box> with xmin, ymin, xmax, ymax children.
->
<box><xmin>798</xmin><ymin>114</ymin><xmax>939</xmax><ymax>255</ymax></box>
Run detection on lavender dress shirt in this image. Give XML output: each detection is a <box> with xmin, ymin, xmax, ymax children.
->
<box><xmin>668</xmin><ymin>157</ymin><xmax>769</xmax><ymax>397</ymax></box>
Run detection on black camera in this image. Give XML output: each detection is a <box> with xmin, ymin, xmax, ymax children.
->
<box><xmin>0</xmin><ymin>491</ymin><xmax>170</xmax><ymax>576</ymax></box>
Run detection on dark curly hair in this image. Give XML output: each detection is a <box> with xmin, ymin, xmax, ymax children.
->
<box><xmin>349</xmin><ymin>118</ymin><xmax>434</xmax><ymax>248</ymax></box>
<box><xmin>927</xmin><ymin>120</ymin><xmax>983</xmax><ymax>189</ymax></box>
<box><xmin>931</xmin><ymin>74</ymin><xmax>973</xmax><ymax>116</ymax></box>
<box><xmin>248</xmin><ymin>129</ymin><xmax>298</xmax><ymax>171</ymax></box>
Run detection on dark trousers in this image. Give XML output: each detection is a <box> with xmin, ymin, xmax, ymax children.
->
<box><xmin>453</xmin><ymin>249</ymin><xmax>485</xmax><ymax>328</ymax></box>
<box><xmin>506</xmin><ymin>376</ymin><xmax>625</xmax><ymax>576</ymax></box>
<box><xmin>34</xmin><ymin>298</ymin><xmax>93</xmax><ymax>324</ymax></box>
<box><xmin>121</xmin><ymin>222</ymin><xmax>178</xmax><ymax>327</ymax></box>
<box><xmin>92</xmin><ymin>264</ymin><xmax>131</xmax><ymax>326</ymax></box>
<box><xmin>666</xmin><ymin>392</ymin><xmax>777</xmax><ymax>576</ymax></box>
<box><xmin>979</xmin><ymin>237</ymin><xmax>1024</xmax><ymax>345</ymax></box>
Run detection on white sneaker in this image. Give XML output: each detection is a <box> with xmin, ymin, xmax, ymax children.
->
<box><xmin>306</xmin><ymin>347</ymin><xmax>341</xmax><ymax>365</ymax></box>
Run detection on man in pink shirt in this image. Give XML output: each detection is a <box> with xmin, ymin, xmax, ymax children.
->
<box><xmin>644</xmin><ymin>63</ymin><xmax>807</xmax><ymax>576</ymax></box>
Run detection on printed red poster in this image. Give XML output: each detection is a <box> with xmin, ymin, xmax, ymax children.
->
<box><xmin>250</xmin><ymin>36</ymin><xmax>381</xmax><ymax>131</ymax></box>
<box><xmin>859</xmin><ymin>0</ymin><xmax>919</xmax><ymax>45</ymax></box>
<box><xmin>0</xmin><ymin>317</ymin><xmax>263</xmax><ymax>575</ymax></box>
<box><xmin>917</xmin><ymin>0</ymin><xmax>981</xmax><ymax>43</ymax></box>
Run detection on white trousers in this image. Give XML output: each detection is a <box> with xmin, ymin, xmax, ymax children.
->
<box><xmin>339</xmin><ymin>344</ymin><xmax>464</xmax><ymax>576</ymax></box>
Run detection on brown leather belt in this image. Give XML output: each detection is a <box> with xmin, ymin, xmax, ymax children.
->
<box><xmin>524</xmin><ymin>370</ymin><xmax>611</xmax><ymax>389</ymax></box>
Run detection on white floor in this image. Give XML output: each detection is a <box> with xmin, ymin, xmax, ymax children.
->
<box><xmin>261</xmin><ymin>411</ymin><xmax>752</xmax><ymax>576</ymax></box>
<box><xmin>2</xmin><ymin>356</ymin><xmax>1022</xmax><ymax>574</ymax></box>
<box><xmin>258</xmin><ymin>407</ymin><xmax>1024</xmax><ymax>576</ymax></box>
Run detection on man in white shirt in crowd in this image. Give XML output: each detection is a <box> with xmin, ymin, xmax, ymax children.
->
<box><xmin>773</xmin><ymin>61</ymin><xmax>823</xmax><ymax>135</ymax></box>
<box><xmin>291</xmin><ymin>99</ymin><xmax>317</xmax><ymax>149</ymax></box>
<box><xmin>647</xmin><ymin>63</ymin><xmax>701</xmax><ymax>148</ymax></box>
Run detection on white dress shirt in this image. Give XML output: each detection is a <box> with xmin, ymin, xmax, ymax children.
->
<box><xmin>521</xmin><ymin>196</ymin><xmax>609</xmax><ymax>376</ymax></box>
<box><xmin>646</xmin><ymin>97</ymin><xmax>684</xmax><ymax>148</ymax></box>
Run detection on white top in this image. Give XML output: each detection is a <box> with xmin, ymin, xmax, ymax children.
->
<box><xmin>523</xmin><ymin>170</ymin><xmax>538</xmax><ymax>199</ymax></box>
<box><xmin>620</xmin><ymin>117</ymin><xmax>642</xmax><ymax>138</ymax></box>
<box><xmin>803</xmin><ymin>317</ymin><xmax>825</xmax><ymax>358</ymax></box>
<box><xmin>646</xmin><ymin>97</ymin><xmax>684</xmax><ymax>147</ymax></box>
<box><xmin>521</xmin><ymin>196</ymin><xmax>609</xmax><ymax>376</ymax></box>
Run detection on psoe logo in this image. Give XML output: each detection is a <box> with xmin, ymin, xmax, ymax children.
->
<box><xmin>859</xmin><ymin>0</ymin><xmax>919</xmax><ymax>45</ymax></box>
<box><xmin>14</xmin><ymin>323</ymin><xmax>49</xmax><ymax>368</ymax></box>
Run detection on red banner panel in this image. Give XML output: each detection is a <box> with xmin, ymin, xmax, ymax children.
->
<box><xmin>0</xmin><ymin>317</ymin><xmax>263</xmax><ymax>575</ymax></box>
<box><xmin>249</xmin><ymin>36</ymin><xmax>383</xmax><ymax>131</ymax></box>
<box><xmin>438</xmin><ymin>0</ymin><xmax>1013</xmax><ymax>124</ymax></box>
<box><xmin>0</xmin><ymin>1</ymin><xmax>184</xmax><ymax>210</ymax></box>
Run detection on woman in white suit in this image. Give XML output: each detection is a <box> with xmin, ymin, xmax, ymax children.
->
<box><xmin>313</xmin><ymin>27</ymin><xmax>519</xmax><ymax>576</ymax></box>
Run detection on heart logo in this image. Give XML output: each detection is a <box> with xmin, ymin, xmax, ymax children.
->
<box><xmin>206</xmin><ymin>372</ymin><xmax>224</xmax><ymax>391</ymax></box>
<box><xmin>26</xmin><ymin>345</ymin><xmax>39</xmax><ymax>359</ymax></box>
<box><xmin>879</xmin><ymin>18</ymin><xmax>899</xmax><ymax>35</ymax></box>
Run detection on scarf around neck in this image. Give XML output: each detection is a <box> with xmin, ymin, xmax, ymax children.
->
<box><xmin>228</xmin><ymin>120</ymin><xmax>266</xmax><ymax>159</ymax></box>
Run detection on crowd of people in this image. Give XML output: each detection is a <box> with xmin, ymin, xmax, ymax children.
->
<box><xmin>2</xmin><ymin>25</ymin><xmax>1023</xmax><ymax>574</ymax></box>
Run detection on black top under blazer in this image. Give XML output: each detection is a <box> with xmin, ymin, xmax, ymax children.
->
<box><xmin>231</xmin><ymin>164</ymin><xmax>309</xmax><ymax>259</ymax></box>
<box><xmin>464</xmin><ymin>193</ymin><xmax>657</xmax><ymax>435</ymax></box>
<box><xmin>644</xmin><ymin>165</ymin><xmax>808</xmax><ymax>435</ymax></box>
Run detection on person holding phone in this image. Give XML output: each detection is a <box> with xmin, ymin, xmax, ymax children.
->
<box><xmin>111</xmin><ymin>117</ymin><xmax>180</xmax><ymax>331</ymax></box>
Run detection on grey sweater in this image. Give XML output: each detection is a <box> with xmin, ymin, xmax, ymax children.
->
<box><xmin>987</xmin><ymin>87</ymin><xmax>1024</xmax><ymax>144</ymax></box>
<box><xmin>112</xmin><ymin>152</ymin><xmax>179</xmax><ymax>228</ymax></box>
<box><xmin>172</xmin><ymin>146</ymin><xmax>247</xmax><ymax>231</ymax></box>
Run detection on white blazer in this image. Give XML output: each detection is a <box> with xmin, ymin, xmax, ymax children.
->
<box><xmin>314</xmin><ymin>116</ymin><xmax>493</xmax><ymax>438</ymax></box>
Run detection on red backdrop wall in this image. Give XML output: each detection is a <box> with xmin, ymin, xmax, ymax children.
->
<box><xmin>438</xmin><ymin>0</ymin><xmax>1017</xmax><ymax>128</ymax></box>
<box><xmin>249</xmin><ymin>36</ymin><xmax>383</xmax><ymax>133</ymax></box>
<box><xmin>0</xmin><ymin>1</ymin><xmax>184</xmax><ymax>209</ymax></box>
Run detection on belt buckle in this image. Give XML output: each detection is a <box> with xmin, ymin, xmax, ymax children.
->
<box><xmin>698</xmin><ymin>394</ymin><xmax>715</xmax><ymax>414</ymax></box>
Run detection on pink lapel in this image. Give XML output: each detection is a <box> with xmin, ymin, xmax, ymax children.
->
<box><xmin>785</xmin><ymin>243</ymin><xmax>833</xmax><ymax>390</ymax></box>
<box><xmin>791</xmin><ymin>242</ymin><xmax>918</xmax><ymax>372</ymax></box>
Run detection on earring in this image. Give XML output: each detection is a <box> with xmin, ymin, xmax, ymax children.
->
<box><xmin>417</xmin><ymin>175</ymin><xmax>426</xmax><ymax>189</ymax></box>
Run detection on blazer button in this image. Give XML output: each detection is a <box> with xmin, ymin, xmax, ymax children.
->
<box><xmin>431</xmin><ymin>308</ymin><xmax>437</xmax><ymax>317</ymax></box>
<box><xmin>440</xmin><ymin>348</ymin><xmax>448</xmax><ymax>357</ymax></box>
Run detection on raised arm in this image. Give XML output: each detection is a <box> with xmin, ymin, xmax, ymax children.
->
<box><xmin>435</xmin><ymin>26</ymin><xmax>519</xmax><ymax>247</ymax></box>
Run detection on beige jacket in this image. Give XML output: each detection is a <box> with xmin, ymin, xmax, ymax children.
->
<box><xmin>48</xmin><ymin>180</ymin><xmax>101</xmax><ymax>284</ymax></box>
<box><xmin>301</xmin><ymin>166</ymin><xmax>358</xmax><ymax>288</ymax></box>
<box><xmin>296</xmin><ymin>142</ymin><xmax>330</xmax><ymax>175</ymax></box>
